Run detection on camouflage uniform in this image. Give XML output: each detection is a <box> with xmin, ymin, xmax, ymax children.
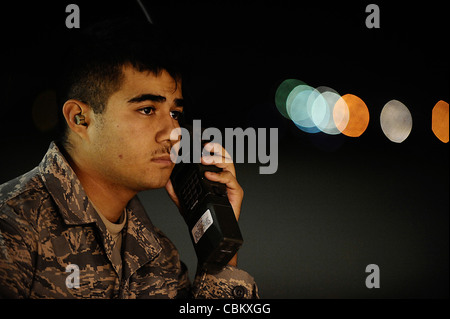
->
<box><xmin>0</xmin><ymin>142</ymin><xmax>258</xmax><ymax>299</ymax></box>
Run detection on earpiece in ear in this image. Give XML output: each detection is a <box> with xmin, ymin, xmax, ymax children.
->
<box><xmin>74</xmin><ymin>114</ymin><xmax>87</xmax><ymax>126</ymax></box>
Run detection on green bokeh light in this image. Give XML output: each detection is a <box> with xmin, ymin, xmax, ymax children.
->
<box><xmin>274</xmin><ymin>79</ymin><xmax>306</xmax><ymax>119</ymax></box>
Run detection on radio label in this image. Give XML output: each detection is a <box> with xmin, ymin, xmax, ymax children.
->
<box><xmin>192</xmin><ymin>209</ymin><xmax>213</xmax><ymax>244</ymax></box>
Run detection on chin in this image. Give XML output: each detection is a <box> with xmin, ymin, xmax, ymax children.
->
<box><xmin>141</xmin><ymin>174</ymin><xmax>171</xmax><ymax>191</ymax></box>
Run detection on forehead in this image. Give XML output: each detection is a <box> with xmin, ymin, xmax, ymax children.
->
<box><xmin>119</xmin><ymin>65</ymin><xmax>182</xmax><ymax>98</ymax></box>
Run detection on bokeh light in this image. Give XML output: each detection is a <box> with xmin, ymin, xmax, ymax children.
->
<box><xmin>274</xmin><ymin>79</ymin><xmax>448</xmax><ymax>145</ymax></box>
<box><xmin>275</xmin><ymin>79</ymin><xmax>306</xmax><ymax>119</ymax></box>
<box><xmin>380</xmin><ymin>100</ymin><xmax>413</xmax><ymax>143</ymax></box>
<box><xmin>432</xmin><ymin>100</ymin><xmax>449</xmax><ymax>143</ymax></box>
<box><xmin>333</xmin><ymin>94</ymin><xmax>369</xmax><ymax>137</ymax></box>
<box><xmin>286</xmin><ymin>84</ymin><xmax>321</xmax><ymax>133</ymax></box>
<box><xmin>312</xmin><ymin>86</ymin><xmax>341</xmax><ymax>135</ymax></box>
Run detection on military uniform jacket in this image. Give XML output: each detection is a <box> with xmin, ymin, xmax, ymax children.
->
<box><xmin>0</xmin><ymin>142</ymin><xmax>258</xmax><ymax>299</ymax></box>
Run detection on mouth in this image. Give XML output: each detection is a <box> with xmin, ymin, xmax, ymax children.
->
<box><xmin>151</xmin><ymin>155</ymin><xmax>173</xmax><ymax>166</ymax></box>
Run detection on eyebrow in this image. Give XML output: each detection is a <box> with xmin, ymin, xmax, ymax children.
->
<box><xmin>127</xmin><ymin>94</ymin><xmax>184</xmax><ymax>107</ymax></box>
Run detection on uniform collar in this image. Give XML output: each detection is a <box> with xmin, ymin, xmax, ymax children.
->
<box><xmin>38</xmin><ymin>142</ymin><xmax>97</xmax><ymax>225</ymax></box>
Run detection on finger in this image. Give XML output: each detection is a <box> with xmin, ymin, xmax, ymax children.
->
<box><xmin>201</xmin><ymin>155</ymin><xmax>236</xmax><ymax>176</ymax></box>
<box><xmin>165</xmin><ymin>178</ymin><xmax>175</xmax><ymax>195</ymax></box>
<box><xmin>202</xmin><ymin>142</ymin><xmax>232</xmax><ymax>161</ymax></box>
<box><xmin>165</xmin><ymin>179</ymin><xmax>180</xmax><ymax>208</ymax></box>
<box><xmin>201</xmin><ymin>154</ymin><xmax>232</xmax><ymax>165</ymax></box>
<box><xmin>204</xmin><ymin>170</ymin><xmax>238</xmax><ymax>189</ymax></box>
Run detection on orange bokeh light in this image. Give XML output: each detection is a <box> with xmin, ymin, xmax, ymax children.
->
<box><xmin>333</xmin><ymin>94</ymin><xmax>370</xmax><ymax>137</ymax></box>
<box><xmin>432</xmin><ymin>100</ymin><xmax>449</xmax><ymax>143</ymax></box>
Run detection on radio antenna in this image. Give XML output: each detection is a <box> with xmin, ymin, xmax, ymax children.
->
<box><xmin>136</xmin><ymin>0</ymin><xmax>153</xmax><ymax>24</ymax></box>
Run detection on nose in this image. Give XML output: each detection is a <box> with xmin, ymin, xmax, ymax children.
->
<box><xmin>155</xmin><ymin>111</ymin><xmax>179</xmax><ymax>146</ymax></box>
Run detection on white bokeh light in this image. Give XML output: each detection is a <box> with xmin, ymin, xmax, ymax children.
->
<box><xmin>380</xmin><ymin>99</ymin><xmax>413</xmax><ymax>143</ymax></box>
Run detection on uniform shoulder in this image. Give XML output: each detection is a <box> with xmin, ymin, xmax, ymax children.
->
<box><xmin>0</xmin><ymin>166</ymin><xmax>50</xmax><ymax>223</ymax></box>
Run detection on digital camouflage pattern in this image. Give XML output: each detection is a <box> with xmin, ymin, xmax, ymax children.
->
<box><xmin>0</xmin><ymin>142</ymin><xmax>258</xmax><ymax>299</ymax></box>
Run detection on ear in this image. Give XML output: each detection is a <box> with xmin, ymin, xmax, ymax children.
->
<box><xmin>62</xmin><ymin>99</ymin><xmax>91</xmax><ymax>140</ymax></box>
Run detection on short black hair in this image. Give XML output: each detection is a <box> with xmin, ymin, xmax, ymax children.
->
<box><xmin>57</xmin><ymin>17</ymin><xmax>184</xmax><ymax>148</ymax></box>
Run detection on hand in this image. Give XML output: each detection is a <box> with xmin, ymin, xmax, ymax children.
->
<box><xmin>165</xmin><ymin>142</ymin><xmax>244</xmax><ymax>221</ymax></box>
<box><xmin>165</xmin><ymin>142</ymin><xmax>243</xmax><ymax>267</ymax></box>
<box><xmin>200</xmin><ymin>142</ymin><xmax>243</xmax><ymax>222</ymax></box>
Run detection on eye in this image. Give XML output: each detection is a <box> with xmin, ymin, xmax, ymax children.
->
<box><xmin>138</xmin><ymin>107</ymin><xmax>155</xmax><ymax>115</ymax></box>
<box><xmin>170</xmin><ymin>110</ymin><xmax>183</xmax><ymax>121</ymax></box>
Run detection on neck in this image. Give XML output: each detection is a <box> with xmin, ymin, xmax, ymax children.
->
<box><xmin>64</xmin><ymin>147</ymin><xmax>136</xmax><ymax>223</ymax></box>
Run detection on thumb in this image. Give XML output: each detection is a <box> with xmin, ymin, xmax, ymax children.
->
<box><xmin>165</xmin><ymin>179</ymin><xmax>181</xmax><ymax>210</ymax></box>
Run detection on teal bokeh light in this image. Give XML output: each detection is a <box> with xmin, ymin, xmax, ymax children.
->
<box><xmin>274</xmin><ymin>79</ymin><xmax>344</xmax><ymax>136</ymax></box>
<box><xmin>287</xmin><ymin>84</ymin><xmax>321</xmax><ymax>133</ymax></box>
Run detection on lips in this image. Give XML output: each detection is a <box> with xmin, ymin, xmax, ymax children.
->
<box><xmin>151</xmin><ymin>154</ymin><xmax>173</xmax><ymax>165</ymax></box>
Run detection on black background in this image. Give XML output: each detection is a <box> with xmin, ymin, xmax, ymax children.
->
<box><xmin>0</xmin><ymin>1</ymin><xmax>448</xmax><ymax>299</ymax></box>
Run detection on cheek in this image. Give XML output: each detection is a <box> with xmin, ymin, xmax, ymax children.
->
<box><xmin>91</xmin><ymin>121</ymin><xmax>130</xmax><ymax>159</ymax></box>
<box><xmin>92</xmin><ymin>115</ymin><xmax>156</xmax><ymax>164</ymax></box>
<box><xmin>111</xmin><ymin>124</ymin><xmax>153</xmax><ymax>162</ymax></box>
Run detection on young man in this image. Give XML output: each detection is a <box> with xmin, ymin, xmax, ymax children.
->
<box><xmin>0</xmin><ymin>19</ymin><xmax>258</xmax><ymax>298</ymax></box>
